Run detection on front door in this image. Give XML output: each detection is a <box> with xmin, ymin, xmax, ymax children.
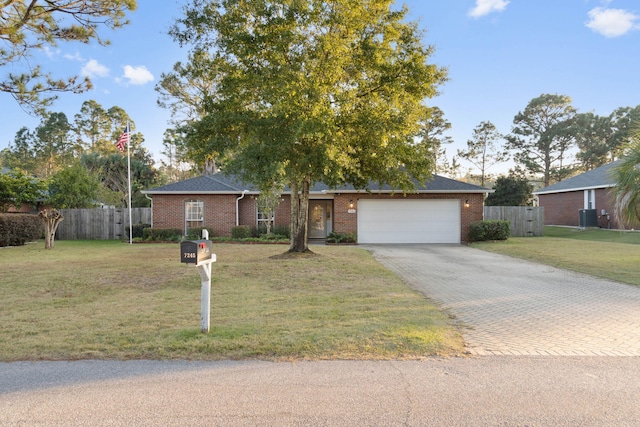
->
<box><xmin>308</xmin><ymin>200</ymin><xmax>333</xmax><ymax>239</ymax></box>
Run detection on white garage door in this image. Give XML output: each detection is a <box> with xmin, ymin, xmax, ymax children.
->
<box><xmin>357</xmin><ymin>199</ymin><xmax>461</xmax><ymax>244</ymax></box>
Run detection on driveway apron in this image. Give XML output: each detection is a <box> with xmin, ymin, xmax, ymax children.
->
<box><xmin>366</xmin><ymin>245</ymin><xmax>640</xmax><ymax>356</ymax></box>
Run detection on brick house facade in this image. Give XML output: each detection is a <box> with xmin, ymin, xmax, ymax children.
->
<box><xmin>534</xmin><ymin>161</ymin><xmax>620</xmax><ymax>229</ymax></box>
<box><xmin>143</xmin><ymin>174</ymin><xmax>489</xmax><ymax>243</ymax></box>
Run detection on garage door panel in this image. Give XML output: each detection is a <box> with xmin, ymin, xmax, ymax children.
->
<box><xmin>358</xmin><ymin>199</ymin><xmax>460</xmax><ymax>244</ymax></box>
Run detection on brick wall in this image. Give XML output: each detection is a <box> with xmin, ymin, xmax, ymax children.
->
<box><xmin>236</xmin><ymin>195</ymin><xmax>292</xmax><ymax>229</ymax></box>
<box><xmin>237</xmin><ymin>197</ymin><xmax>255</xmax><ymax>226</ymax></box>
<box><xmin>153</xmin><ymin>192</ymin><xmax>485</xmax><ymax>241</ymax></box>
<box><xmin>538</xmin><ymin>188</ymin><xmax>619</xmax><ymax>229</ymax></box>
<box><xmin>538</xmin><ymin>191</ymin><xmax>583</xmax><ymax>226</ymax></box>
<box><xmin>152</xmin><ymin>194</ymin><xmax>238</xmax><ymax>236</ymax></box>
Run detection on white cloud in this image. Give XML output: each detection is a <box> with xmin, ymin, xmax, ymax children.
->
<box><xmin>469</xmin><ymin>0</ymin><xmax>510</xmax><ymax>18</ymax></box>
<box><xmin>586</xmin><ymin>7</ymin><xmax>640</xmax><ymax>37</ymax></box>
<box><xmin>81</xmin><ymin>59</ymin><xmax>110</xmax><ymax>78</ymax></box>
<box><xmin>42</xmin><ymin>46</ymin><xmax>60</xmax><ymax>59</ymax></box>
<box><xmin>64</xmin><ymin>51</ymin><xmax>83</xmax><ymax>62</ymax></box>
<box><xmin>120</xmin><ymin>65</ymin><xmax>154</xmax><ymax>85</ymax></box>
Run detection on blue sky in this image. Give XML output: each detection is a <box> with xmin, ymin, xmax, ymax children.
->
<box><xmin>1</xmin><ymin>0</ymin><xmax>639</xmax><ymax>176</ymax></box>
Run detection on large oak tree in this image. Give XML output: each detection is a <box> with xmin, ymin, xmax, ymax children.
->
<box><xmin>170</xmin><ymin>0</ymin><xmax>447</xmax><ymax>252</ymax></box>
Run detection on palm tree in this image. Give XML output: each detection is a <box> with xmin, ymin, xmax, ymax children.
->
<box><xmin>612</xmin><ymin>129</ymin><xmax>640</xmax><ymax>228</ymax></box>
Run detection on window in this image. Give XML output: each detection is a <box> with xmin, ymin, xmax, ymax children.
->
<box><xmin>257</xmin><ymin>197</ymin><xmax>275</xmax><ymax>231</ymax></box>
<box><xmin>584</xmin><ymin>190</ymin><xmax>596</xmax><ymax>210</ymax></box>
<box><xmin>185</xmin><ymin>200</ymin><xmax>203</xmax><ymax>234</ymax></box>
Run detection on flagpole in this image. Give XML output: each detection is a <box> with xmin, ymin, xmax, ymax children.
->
<box><xmin>126</xmin><ymin>122</ymin><xmax>132</xmax><ymax>245</ymax></box>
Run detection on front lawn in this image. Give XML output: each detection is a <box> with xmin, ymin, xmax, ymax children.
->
<box><xmin>471</xmin><ymin>226</ymin><xmax>640</xmax><ymax>286</ymax></box>
<box><xmin>0</xmin><ymin>241</ymin><xmax>463</xmax><ymax>361</ymax></box>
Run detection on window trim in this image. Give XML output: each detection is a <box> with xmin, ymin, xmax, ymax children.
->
<box><xmin>256</xmin><ymin>198</ymin><xmax>275</xmax><ymax>229</ymax></box>
<box><xmin>185</xmin><ymin>199</ymin><xmax>204</xmax><ymax>234</ymax></box>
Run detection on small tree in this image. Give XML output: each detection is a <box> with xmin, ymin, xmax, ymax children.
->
<box><xmin>38</xmin><ymin>209</ymin><xmax>64</xmax><ymax>249</ymax></box>
<box><xmin>47</xmin><ymin>164</ymin><xmax>100</xmax><ymax>208</ymax></box>
<box><xmin>257</xmin><ymin>184</ymin><xmax>283</xmax><ymax>235</ymax></box>
<box><xmin>457</xmin><ymin>121</ymin><xmax>509</xmax><ymax>187</ymax></box>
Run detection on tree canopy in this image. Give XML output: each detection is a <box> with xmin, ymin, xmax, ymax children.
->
<box><xmin>0</xmin><ymin>0</ymin><xmax>136</xmax><ymax>113</ymax></box>
<box><xmin>47</xmin><ymin>163</ymin><xmax>101</xmax><ymax>208</ymax></box>
<box><xmin>170</xmin><ymin>0</ymin><xmax>447</xmax><ymax>252</ymax></box>
<box><xmin>1</xmin><ymin>100</ymin><xmax>160</xmax><ymax>208</ymax></box>
<box><xmin>484</xmin><ymin>175</ymin><xmax>533</xmax><ymax>206</ymax></box>
<box><xmin>574</xmin><ymin>106</ymin><xmax>640</xmax><ymax>172</ymax></box>
<box><xmin>457</xmin><ymin>121</ymin><xmax>508</xmax><ymax>187</ymax></box>
<box><xmin>0</xmin><ymin>169</ymin><xmax>46</xmax><ymax>212</ymax></box>
<box><xmin>507</xmin><ymin>93</ymin><xmax>576</xmax><ymax>187</ymax></box>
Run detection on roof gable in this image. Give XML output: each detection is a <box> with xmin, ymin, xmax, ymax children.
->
<box><xmin>144</xmin><ymin>173</ymin><xmax>490</xmax><ymax>195</ymax></box>
<box><xmin>534</xmin><ymin>161</ymin><xmax>621</xmax><ymax>195</ymax></box>
<box><xmin>146</xmin><ymin>174</ymin><xmax>252</xmax><ymax>193</ymax></box>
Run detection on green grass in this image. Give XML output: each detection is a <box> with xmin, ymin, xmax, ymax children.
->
<box><xmin>471</xmin><ymin>226</ymin><xmax>640</xmax><ymax>286</ymax></box>
<box><xmin>543</xmin><ymin>225</ymin><xmax>640</xmax><ymax>244</ymax></box>
<box><xmin>0</xmin><ymin>241</ymin><xmax>463</xmax><ymax>361</ymax></box>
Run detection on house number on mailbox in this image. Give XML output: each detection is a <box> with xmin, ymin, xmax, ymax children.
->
<box><xmin>180</xmin><ymin>232</ymin><xmax>216</xmax><ymax>333</ymax></box>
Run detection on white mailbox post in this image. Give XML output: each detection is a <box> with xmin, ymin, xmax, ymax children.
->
<box><xmin>180</xmin><ymin>230</ymin><xmax>216</xmax><ymax>333</ymax></box>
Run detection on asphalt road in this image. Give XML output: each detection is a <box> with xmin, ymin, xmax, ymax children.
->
<box><xmin>1</xmin><ymin>357</ymin><xmax>640</xmax><ymax>426</ymax></box>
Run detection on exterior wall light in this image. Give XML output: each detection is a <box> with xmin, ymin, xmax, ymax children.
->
<box><xmin>349</xmin><ymin>200</ymin><xmax>354</xmax><ymax>209</ymax></box>
<box><xmin>464</xmin><ymin>200</ymin><xmax>470</xmax><ymax>208</ymax></box>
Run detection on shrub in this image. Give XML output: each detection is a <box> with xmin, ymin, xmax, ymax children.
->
<box><xmin>468</xmin><ymin>220</ymin><xmax>510</xmax><ymax>242</ymax></box>
<box><xmin>127</xmin><ymin>223</ymin><xmax>151</xmax><ymax>239</ymax></box>
<box><xmin>250</xmin><ymin>224</ymin><xmax>267</xmax><ymax>237</ymax></box>
<box><xmin>258</xmin><ymin>233</ymin><xmax>288</xmax><ymax>241</ymax></box>
<box><xmin>186</xmin><ymin>227</ymin><xmax>215</xmax><ymax>240</ymax></box>
<box><xmin>326</xmin><ymin>231</ymin><xmax>357</xmax><ymax>244</ymax></box>
<box><xmin>142</xmin><ymin>228</ymin><xmax>182</xmax><ymax>242</ymax></box>
<box><xmin>0</xmin><ymin>214</ymin><xmax>42</xmax><ymax>247</ymax></box>
<box><xmin>250</xmin><ymin>224</ymin><xmax>290</xmax><ymax>238</ymax></box>
<box><xmin>231</xmin><ymin>225</ymin><xmax>252</xmax><ymax>239</ymax></box>
<box><xmin>272</xmin><ymin>225</ymin><xmax>291</xmax><ymax>239</ymax></box>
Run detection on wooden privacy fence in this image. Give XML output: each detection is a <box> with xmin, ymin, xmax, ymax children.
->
<box><xmin>483</xmin><ymin>206</ymin><xmax>544</xmax><ymax>237</ymax></box>
<box><xmin>55</xmin><ymin>208</ymin><xmax>152</xmax><ymax>240</ymax></box>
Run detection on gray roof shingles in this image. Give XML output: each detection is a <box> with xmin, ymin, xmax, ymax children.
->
<box><xmin>534</xmin><ymin>161</ymin><xmax>621</xmax><ymax>195</ymax></box>
<box><xmin>144</xmin><ymin>173</ymin><xmax>489</xmax><ymax>194</ymax></box>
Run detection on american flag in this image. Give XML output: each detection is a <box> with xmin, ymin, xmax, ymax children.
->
<box><xmin>116</xmin><ymin>125</ymin><xmax>130</xmax><ymax>152</ymax></box>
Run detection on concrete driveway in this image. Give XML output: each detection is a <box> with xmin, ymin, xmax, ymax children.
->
<box><xmin>366</xmin><ymin>244</ymin><xmax>640</xmax><ymax>356</ymax></box>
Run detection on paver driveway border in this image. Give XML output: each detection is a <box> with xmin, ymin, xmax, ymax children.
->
<box><xmin>365</xmin><ymin>244</ymin><xmax>640</xmax><ymax>356</ymax></box>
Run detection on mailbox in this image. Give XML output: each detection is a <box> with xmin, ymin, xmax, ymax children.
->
<box><xmin>181</xmin><ymin>239</ymin><xmax>214</xmax><ymax>265</ymax></box>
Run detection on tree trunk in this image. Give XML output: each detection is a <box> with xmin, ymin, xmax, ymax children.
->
<box><xmin>38</xmin><ymin>209</ymin><xmax>64</xmax><ymax>249</ymax></box>
<box><xmin>289</xmin><ymin>176</ymin><xmax>310</xmax><ymax>253</ymax></box>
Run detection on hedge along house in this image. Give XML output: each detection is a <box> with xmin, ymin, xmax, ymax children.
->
<box><xmin>142</xmin><ymin>173</ymin><xmax>490</xmax><ymax>244</ymax></box>
<box><xmin>533</xmin><ymin>161</ymin><xmax>622</xmax><ymax>229</ymax></box>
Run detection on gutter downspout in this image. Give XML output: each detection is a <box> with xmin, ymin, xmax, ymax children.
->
<box><xmin>236</xmin><ymin>190</ymin><xmax>249</xmax><ymax>226</ymax></box>
<box><xmin>145</xmin><ymin>194</ymin><xmax>153</xmax><ymax>228</ymax></box>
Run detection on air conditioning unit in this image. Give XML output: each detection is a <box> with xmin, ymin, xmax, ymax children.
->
<box><xmin>579</xmin><ymin>209</ymin><xmax>598</xmax><ymax>228</ymax></box>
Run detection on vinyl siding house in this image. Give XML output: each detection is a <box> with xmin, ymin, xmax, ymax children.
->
<box><xmin>142</xmin><ymin>173</ymin><xmax>490</xmax><ymax>244</ymax></box>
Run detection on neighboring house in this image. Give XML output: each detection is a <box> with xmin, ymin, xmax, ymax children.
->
<box><xmin>534</xmin><ymin>161</ymin><xmax>621</xmax><ymax>229</ymax></box>
<box><xmin>142</xmin><ymin>173</ymin><xmax>490</xmax><ymax>244</ymax></box>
